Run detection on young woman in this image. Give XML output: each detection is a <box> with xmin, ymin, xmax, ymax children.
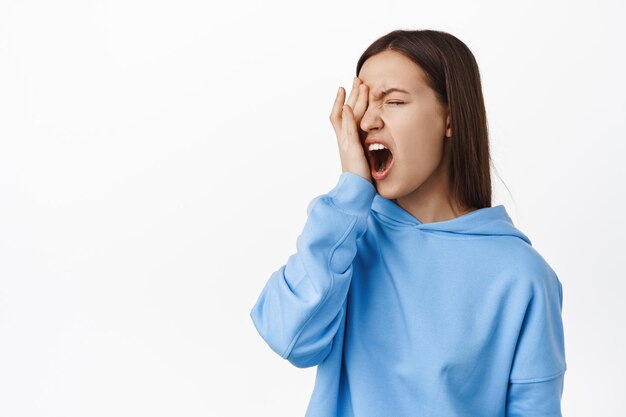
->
<box><xmin>250</xmin><ymin>29</ymin><xmax>567</xmax><ymax>417</ymax></box>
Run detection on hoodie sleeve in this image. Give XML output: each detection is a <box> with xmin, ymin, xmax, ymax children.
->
<box><xmin>249</xmin><ymin>172</ymin><xmax>376</xmax><ymax>368</ymax></box>
<box><xmin>506</xmin><ymin>273</ymin><xmax>567</xmax><ymax>416</ymax></box>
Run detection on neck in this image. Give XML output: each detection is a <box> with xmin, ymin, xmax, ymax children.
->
<box><xmin>394</xmin><ymin>149</ymin><xmax>475</xmax><ymax>224</ymax></box>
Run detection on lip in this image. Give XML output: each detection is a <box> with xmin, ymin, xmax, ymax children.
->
<box><xmin>364</xmin><ymin>137</ymin><xmax>394</xmax><ymax>153</ymax></box>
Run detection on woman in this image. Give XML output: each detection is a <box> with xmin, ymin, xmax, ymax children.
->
<box><xmin>250</xmin><ymin>29</ymin><xmax>567</xmax><ymax>417</ymax></box>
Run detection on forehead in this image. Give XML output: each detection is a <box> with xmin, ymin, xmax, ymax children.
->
<box><xmin>358</xmin><ymin>50</ymin><xmax>429</xmax><ymax>98</ymax></box>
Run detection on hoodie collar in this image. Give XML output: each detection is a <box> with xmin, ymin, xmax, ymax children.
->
<box><xmin>371</xmin><ymin>194</ymin><xmax>531</xmax><ymax>244</ymax></box>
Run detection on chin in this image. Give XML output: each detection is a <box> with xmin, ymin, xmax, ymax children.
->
<box><xmin>374</xmin><ymin>182</ymin><xmax>400</xmax><ymax>200</ymax></box>
<box><xmin>376</xmin><ymin>177</ymin><xmax>424</xmax><ymax>202</ymax></box>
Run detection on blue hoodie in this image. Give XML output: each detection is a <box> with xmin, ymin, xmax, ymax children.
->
<box><xmin>250</xmin><ymin>172</ymin><xmax>567</xmax><ymax>417</ymax></box>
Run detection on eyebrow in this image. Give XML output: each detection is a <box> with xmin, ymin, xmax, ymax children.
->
<box><xmin>373</xmin><ymin>87</ymin><xmax>410</xmax><ymax>99</ymax></box>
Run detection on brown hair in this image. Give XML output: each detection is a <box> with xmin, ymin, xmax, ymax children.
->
<box><xmin>356</xmin><ymin>29</ymin><xmax>493</xmax><ymax>209</ymax></box>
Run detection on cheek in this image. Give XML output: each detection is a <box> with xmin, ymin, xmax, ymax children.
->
<box><xmin>390</xmin><ymin>106</ymin><xmax>446</xmax><ymax>164</ymax></box>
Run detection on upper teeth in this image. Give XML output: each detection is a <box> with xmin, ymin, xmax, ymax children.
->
<box><xmin>368</xmin><ymin>143</ymin><xmax>388</xmax><ymax>151</ymax></box>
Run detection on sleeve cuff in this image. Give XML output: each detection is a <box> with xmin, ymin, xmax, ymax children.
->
<box><xmin>327</xmin><ymin>172</ymin><xmax>376</xmax><ymax>215</ymax></box>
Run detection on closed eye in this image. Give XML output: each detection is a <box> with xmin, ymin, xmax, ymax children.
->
<box><xmin>386</xmin><ymin>101</ymin><xmax>404</xmax><ymax>106</ymax></box>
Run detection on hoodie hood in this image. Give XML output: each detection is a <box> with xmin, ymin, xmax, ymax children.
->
<box><xmin>371</xmin><ymin>194</ymin><xmax>531</xmax><ymax>245</ymax></box>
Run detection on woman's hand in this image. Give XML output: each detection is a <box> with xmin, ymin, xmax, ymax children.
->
<box><xmin>329</xmin><ymin>76</ymin><xmax>373</xmax><ymax>185</ymax></box>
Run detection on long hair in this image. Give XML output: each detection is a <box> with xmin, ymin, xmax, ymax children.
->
<box><xmin>356</xmin><ymin>29</ymin><xmax>493</xmax><ymax>209</ymax></box>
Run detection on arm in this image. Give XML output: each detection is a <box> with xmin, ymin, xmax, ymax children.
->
<box><xmin>506</xmin><ymin>274</ymin><xmax>567</xmax><ymax>416</ymax></box>
<box><xmin>249</xmin><ymin>172</ymin><xmax>376</xmax><ymax>368</ymax></box>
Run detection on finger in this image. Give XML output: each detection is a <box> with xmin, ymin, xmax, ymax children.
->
<box><xmin>346</xmin><ymin>77</ymin><xmax>361</xmax><ymax>111</ymax></box>
<box><xmin>342</xmin><ymin>104</ymin><xmax>357</xmax><ymax>141</ymax></box>
<box><xmin>353</xmin><ymin>83</ymin><xmax>368</xmax><ymax>119</ymax></box>
<box><xmin>330</xmin><ymin>86</ymin><xmax>345</xmax><ymax>133</ymax></box>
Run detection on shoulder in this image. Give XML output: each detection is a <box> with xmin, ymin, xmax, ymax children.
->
<box><xmin>493</xmin><ymin>236</ymin><xmax>562</xmax><ymax>296</ymax></box>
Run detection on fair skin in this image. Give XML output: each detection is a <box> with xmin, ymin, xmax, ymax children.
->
<box><xmin>330</xmin><ymin>49</ymin><xmax>476</xmax><ymax>224</ymax></box>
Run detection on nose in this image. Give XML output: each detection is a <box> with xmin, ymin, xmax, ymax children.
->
<box><xmin>359</xmin><ymin>101</ymin><xmax>383</xmax><ymax>134</ymax></box>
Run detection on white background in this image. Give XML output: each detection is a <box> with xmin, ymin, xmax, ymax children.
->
<box><xmin>1</xmin><ymin>0</ymin><xmax>624</xmax><ymax>416</ymax></box>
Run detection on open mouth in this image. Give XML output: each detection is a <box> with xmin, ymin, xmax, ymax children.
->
<box><xmin>368</xmin><ymin>147</ymin><xmax>394</xmax><ymax>173</ymax></box>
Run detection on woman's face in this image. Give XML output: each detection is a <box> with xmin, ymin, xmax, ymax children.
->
<box><xmin>358</xmin><ymin>50</ymin><xmax>451</xmax><ymax>201</ymax></box>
